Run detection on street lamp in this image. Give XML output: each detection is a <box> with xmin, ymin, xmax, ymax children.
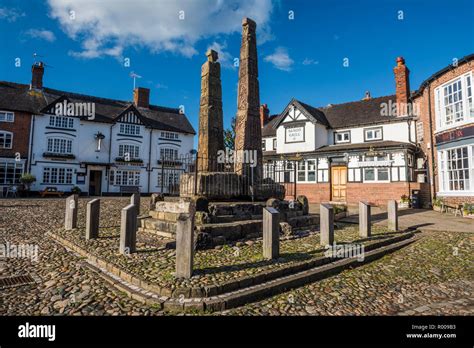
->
<box><xmin>94</xmin><ymin>132</ymin><xmax>105</xmax><ymax>151</ymax></box>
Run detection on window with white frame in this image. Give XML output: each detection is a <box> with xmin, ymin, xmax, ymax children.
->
<box><xmin>0</xmin><ymin>161</ymin><xmax>23</xmax><ymax>184</ymax></box>
<box><xmin>335</xmin><ymin>131</ymin><xmax>350</xmax><ymax>143</ymax></box>
<box><xmin>160</xmin><ymin>147</ymin><xmax>178</xmax><ymax>160</ymax></box>
<box><xmin>0</xmin><ymin>131</ymin><xmax>13</xmax><ymax>149</ymax></box>
<box><xmin>297</xmin><ymin>160</ymin><xmax>316</xmax><ymax>182</ymax></box>
<box><xmin>49</xmin><ymin>115</ymin><xmax>74</xmax><ymax>129</ymax></box>
<box><xmin>363</xmin><ymin>155</ymin><xmax>390</xmax><ymax>182</ymax></box>
<box><xmin>42</xmin><ymin>167</ymin><xmax>73</xmax><ymax>184</ymax></box>
<box><xmin>435</xmin><ymin>72</ymin><xmax>474</xmax><ymax>130</ymax></box>
<box><xmin>47</xmin><ymin>138</ymin><xmax>72</xmax><ymax>154</ymax></box>
<box><xmin>118</xmin><ymin>144</ymin><xmax>140</xmax><ymax>159</ymax></box>
<box><xmin>157</xmin><ymin>172</ymin><xmax>180</xmax><ymax>188</ymax></box>
<box><xmin>0</xmin><ymin>111</ymin><xmax>14</xmax><ymax>122</ymax></box>
<box><xmin>109</xmin><ymin>170</ymin><xmax>140</xmax><ymax>186</ymax></box>
<box><xmin>119</xmin><ymin>124</ymin><xmax>141</xmax><ymax>135</ymax></box>
<box><xmin>272</xmin><ymin>138</ymin><xmax>277</xmax><ymax>150</ymax></box>
<box><xmin>160</xmin><ymin>131</ymin><xmax>178</xmax><ymax>139</ymax></box>
<box><xmin>439</xmin><ymin>146</ymin><xmax>473</xmax><ymax>192</ymax></box>
<box><xmin>364</xmin><ymin>127</ymin><xmax>382</xmax><ymax>141</ymax></box>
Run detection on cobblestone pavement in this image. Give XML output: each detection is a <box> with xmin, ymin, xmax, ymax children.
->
<box><xmin>1</xmin><ymin>198</ymin><xmax>472</xmax><ymax>316</ymax></box>
<box><xmin>221</xmin><ymin>230</ymin><xmax>474</xmax><ymax>315</ymax></box>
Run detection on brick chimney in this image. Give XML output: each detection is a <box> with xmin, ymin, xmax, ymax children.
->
<box><xmin>393</xmin><ymin>57</ymin><xmax>410</xmax><ymax>116</ymax></box>
<box><xmin>260</xmin><ymin>104</ymin><xmax>269</xmax><ymax>128</ymax></box>
<box><xmin>31</xmin><ymin>62</ymin><xmax>44</xmax><ymax>90</ymax></box>
<box><xmin>133</xmin><ymin>87</ymin><xmax>150</xmax><ymax>108</ymax></box>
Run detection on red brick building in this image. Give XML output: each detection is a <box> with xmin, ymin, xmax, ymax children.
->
<box><xmin>412</xmin><ymin>54</ymin><xmax>474</xmax><ymax>206</ymax></box>
<box><xmin>0</xmin><ymin>63</ymin><xmax>45</xmax><ymax>186</ymax></box>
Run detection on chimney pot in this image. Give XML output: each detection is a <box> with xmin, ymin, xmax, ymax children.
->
<box><xmin>133</xmin><ymin>87</ymin><xmax>150</xmax><ymax>108</ymax></box>
<box><xmin>363</xmin><ymin>91</ymin><xmax>371</xmax><ymax>100</ymax></box>
<box><xmin>31</xmin><ymin>62</ymin><xmax>44</xmax><ymax>90</ymax></box>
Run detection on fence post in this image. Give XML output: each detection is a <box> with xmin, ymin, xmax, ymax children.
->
<box><xmin>64</xmin><ymin>194</ymin><xmax>78</xmax><ymax>230</ymax></box>
<box><xmin>85</xmin><ymin>198</ymin><xmax>100</xmax><ymax>240</ymax></box>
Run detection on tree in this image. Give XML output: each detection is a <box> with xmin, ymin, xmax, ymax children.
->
<box><xmin>223</xmin><ymin>116</ymin><xmax>236</xmax><ymax>150</ymax></box>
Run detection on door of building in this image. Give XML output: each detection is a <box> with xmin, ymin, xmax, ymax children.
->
<box><xmin>331</xmin><ymin>166</ymin><xmax>347</xmax><ymax>202</ymax></box>
<box><xmin>89</xmin><ymin>170</ymin><xmax>102</xmax><ymax>196</ymax></box>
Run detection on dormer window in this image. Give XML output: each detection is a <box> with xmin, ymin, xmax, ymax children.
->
<box><xmin>364</xmin><ymin>127</ymin><xmax>383</xmax><ymax>141</ymax></box>
<box><xmin>335</xmin><ymin>131</ymin><xmax>350</xmax><ymax>144</ymax></box>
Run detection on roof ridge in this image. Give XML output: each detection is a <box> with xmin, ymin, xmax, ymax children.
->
<box><xmin>296</xmin><ymin>94</ymin><xmax>395</xmax><ymax>111</ymax></box>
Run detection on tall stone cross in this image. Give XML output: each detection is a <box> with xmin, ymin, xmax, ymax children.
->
<box><xmin>197</xmin><ymin>49</ymin><xmax>224</xmax><ymax>172</ymax></box>
<box><xmin>234</xmin><ymin>17</ymin><xmax>263</xmax><ymax>181</ymax></box>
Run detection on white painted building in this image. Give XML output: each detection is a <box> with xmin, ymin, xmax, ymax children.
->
<box><xmin>26</xmin><ymin>85</ymin><xmax>195</xmax><ymax>195</ymax></box>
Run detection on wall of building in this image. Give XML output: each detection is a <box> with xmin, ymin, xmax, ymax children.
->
<box><xmin>412</xmin><ymin>59</ymin><xmax>474</xmax><ymax>205</ymax></box>
<box><xmin>0</xmin><ymin>110</ymin><xmax>31</xmax><ymax>160</ymax></box>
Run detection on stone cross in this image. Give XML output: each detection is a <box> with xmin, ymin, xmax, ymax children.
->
<box><xmin>263</xmin><ymin>207</ymin><xmax>280</xmax><ymax>259</ymax></box>
<box><xmin>234</xmin><ymin>17</ymin><xmax>263</xmax><ymax>180</ymax></box>
<box><xmin>85</xmin><ymin>198</ymin><xmax>100</xmax><ymax>240</ymax></box>
<box><xmin>359</xmin><ymin>201</ymin><xmax>371</xmax><ymax>238</ymax></box>
<box><xmin>320</xmin><ymin>203</ymin><xmax>334</xmax><ymax>246</ymax></box>
<box><xmin>197</xmin><ymin>49</ymin><xmax>224</xmax><ymax>172</ymax></box>
<box><xmin>131</xmin><ymin>193</ymin><xmax>140</xmax><ymax>215</ymax></box>
<box><xmin>388</xmin><ymin>200</ymin><xmax>399</xmax><ymax>231</ymax></box>
<box><xmin>175</xmin><ymin>200</ymin><xmax>196</xmax><ymax>279</ymax></box>
<box><xmin>119</xmin><ymin>204</ymin><xmax>137</xmax><ymax>255</ymax></box>
<box><xmin>64</xmin><ymin>194</ymin><xmax>78</xmax><ymax>230</ymax></box>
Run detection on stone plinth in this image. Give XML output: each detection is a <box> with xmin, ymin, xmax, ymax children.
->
<box><xmin>180</xmin><ymin>172</ymin><xmax>242</xmax><ymax>200</ymax></box>
<box><xmin>86</xmin><ymin>198</ymin><xmax>100</xmax><ymax>240</ymax></box>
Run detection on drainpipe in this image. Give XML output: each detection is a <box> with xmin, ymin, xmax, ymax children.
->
<box><xmin>28</xmin><ymin>114</ymin><xmax>36</xmax><ymax>173</ymax></box>
<box><xmin>107</xmin><ymin>124</ymin><xmax>113</xmax><ymax>194</ymax></box>
<box><xmin>147</xmin><ymin>128</ymin><xmax>152</xmax><ymax>194</ymax></box>
<box><xmin>427</xmin><ymin>85</ymin><xmax>436</xmax><ymax>204</ymax></box>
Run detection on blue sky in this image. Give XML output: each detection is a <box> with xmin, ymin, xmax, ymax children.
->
<box><xmin>1</xmin><ymin>0</ymin><xmax>473</xmax><ymax>147</ymax></box>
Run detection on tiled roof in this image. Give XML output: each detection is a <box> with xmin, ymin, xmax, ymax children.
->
<box><xmin>0</xmin><ymin>81</ymin><xmax>196</xmax><ymax>134</ymax></box>
<box><xmin>261</xmin><ymin>95</ymin><xmax>409</xmax><ymax>137</ymax></box>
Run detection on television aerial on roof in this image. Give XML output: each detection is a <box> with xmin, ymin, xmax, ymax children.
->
<box><xmin>129</xmin><ymin>71</ymin><xmax>142</xmax><ymax>90</ymax></box>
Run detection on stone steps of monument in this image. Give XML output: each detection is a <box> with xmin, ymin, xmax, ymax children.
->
<box><xmin>208</xmin><ymin>203</ymin><xmax>264</xmax><ymax>217</ymax></box>
<box><xmin>137</xmin><ymin>227</ymin><xmax>175</xmax><ymax>239</ymax></box>
<box><xmin>140</xmin><ymin>218</ymin><xmax>177</xmax><ymax>235</ymax></box>
<box><xmin>196</xmin><ymin>220</ymin><xmax>262</xmax><ymax>240</ymax></box>
<box><xmin>211</xmin><ymin>214</ymin><xmax>262</xmax><ymax>223</ymax></box>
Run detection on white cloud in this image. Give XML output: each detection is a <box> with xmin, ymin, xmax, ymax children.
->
<box><xmin>206</xmin><ymin>41</ymin><xmax>235</xmax><ymax>69</ymax></box>
<box><xmin>302</xmin><ymin>58</ymin><xmax>319</xmax><ymax>66</ymax></box>
<box><xmin>25</xmin><ymin>29</ymin><xmax>56</xmax><ymax>42</ymax></box>
<box><xmin>47</xmin><ymin>0</ymin><xmax>273</xmax><ymax>59</ymax></box>
<box><xmin>156</xmin><ymin>83</ymin><xmax>168</xmax><ymax>89</ymax></box>
<box><xmin>264</xmin><ymin>47</ymin><xmax>294</xmax><ymax>71</ymax></box>
<box><xmin>0</xmin><ymin>7</ymin><xmax>25</xmax><ymax>22</ymax></box>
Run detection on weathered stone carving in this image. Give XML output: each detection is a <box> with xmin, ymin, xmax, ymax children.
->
<box><xmin>234</xmin><ymin>17</ymin><xmax>263</xmax><ymax>180</ymax></box>
<box><xmin>197</xmin><ymin>49</ymin><xmax>224</xmax><ymax>172</ymax></box>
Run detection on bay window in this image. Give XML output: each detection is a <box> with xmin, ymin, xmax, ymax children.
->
<box><xmin>439</xmin><ymin>145</ymin><xmax>473</xmax><ymax>193</ymax></box>
<box><xmin>362</xmin><ymin>155</ymin><xmax>390</xmax><ymax>182</ymax></box>
<box><xmin>118</xmin><ymin>144</ymin><xmax>140</xmax><ymax>159</ymax></box>
<box><xmin>0</xmin><ymin>161</ymin><xmax>23</xmax><ymax>184</ymax></box>
<box><xmin>47</xmin><ymin>138</ymin><xmax>72</xmax><ymax>154</ymax></box>
<box><xmin>110</xmin><ymin>170</ymin><xmax>140</xmax><ymax>186</ymax></box>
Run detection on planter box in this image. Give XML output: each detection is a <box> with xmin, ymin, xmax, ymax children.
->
<box><xmin>399</xmin><ymin>202</ymin><xmax>410</xmax><ymax>209</ymax></box>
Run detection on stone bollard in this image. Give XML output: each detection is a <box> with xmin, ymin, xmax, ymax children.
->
<box><xmin>64</xmin><ymin>194</ymin><xmax>78</xmax><ymax>230</ymax></box>
<box><xmin>263</xmin><ymin>207</ymin><xmax>280</xmax><ymax>260</ymax></box>
<box><xmin>85</xmin><ymin>199</ymin><xmax>100</xmax><ymax>240</ymax></box>
<box><xmin>359</xmin><ymin>201</ymin><xmax>371</xmax><ymax>238</ymax></box>
<box><xmin>175</xmin><ymin>200</ymin><xmax>196</xmax><ymax>279</ymax></box>
<box><xmin>131</xmin><ymin>193</ymin><xmax>140</xmax><ymax>215</ymax></box>
<box><xmin>119</xmin><ymin>204</ymin><xmax>137</xmax><ymax>255</ymax></box>
<box><xmin>320</xmin><ymin>203</ymin><xmax>334</xmax><ymax>246</ymax></box>
<box><xmin>149</xmin><ymin>193</ymin><xmax>163</xmax><ymax>211</ymax></box>
<box><xmin>388</xmin><ymin>200</ymin><xmax>398</xmax><ymax>231</ymax></box>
